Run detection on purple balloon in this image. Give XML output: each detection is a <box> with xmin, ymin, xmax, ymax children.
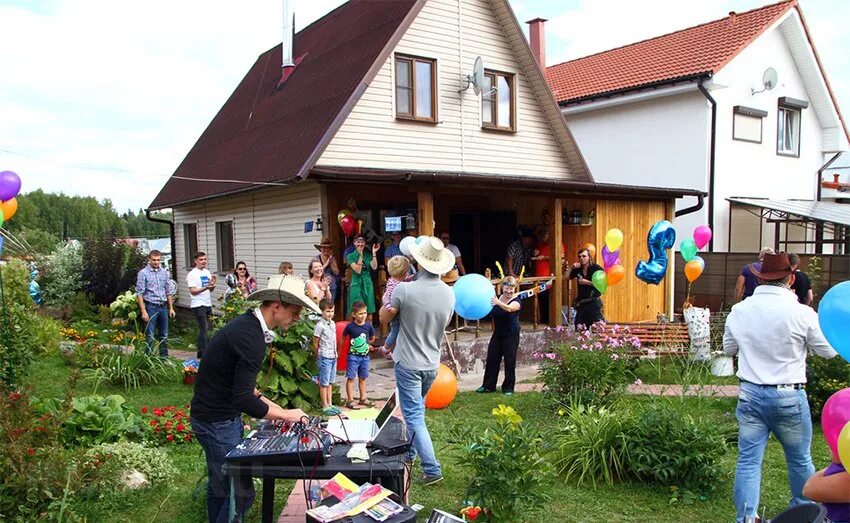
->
<box><xmin>0</xmin><ymin>171</ymin><xmax>21</xmax><ymax>201</ymax></box>
<box><xmin>601</xmin><ymin>245</ymin><xmax>620</xmax><ymax>269</ymax></box>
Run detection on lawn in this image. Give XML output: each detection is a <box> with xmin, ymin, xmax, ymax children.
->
<box><xmin>22</xmin><ymin>354</ymin><xmax>833</xmax><ymax>522</ymax></box>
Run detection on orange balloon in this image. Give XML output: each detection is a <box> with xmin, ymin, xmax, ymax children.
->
<box><xmin>684</xmin><ymin>259</ymin><xmax>704</xmax><ymax>283</ymax></box>
<box><xmin>424</xmin><ymin>364</ymin><xmax>458</xmax><ymax>409</ymax></box>
<box><xmin>0</xmin><ymin>198</ymin><xmax>17</xmax><ymax>221</ymax></box>
<box><xmin>606</xmin><ymin>264</ymin><xmax>626</xmax><ymax>286</ymax></box>
<box><xmin>582</xmin><ymin>243</ymin><xmax>597</xmax><ymax>260</ymax></box>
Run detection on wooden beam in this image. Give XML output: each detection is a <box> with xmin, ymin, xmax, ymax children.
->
<box><xmin>418</xmin><ymin>191</ymin><xmax>434</xmax><ymax>236</ymax></box>
<box><xmin>549</xmin><ymin>198</ymin><xmax>563</xmax><ymax>327</ymax></box>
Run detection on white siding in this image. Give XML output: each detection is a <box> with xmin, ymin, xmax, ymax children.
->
<box><xmin>316</xmin><ymin>0</ymin><xmax>575</xmax><ymax>179</ymax></box>
<box><xmin>173</xmin><ymin>182</ymin><xmax>323</xmax><ymax>308</ymax></box>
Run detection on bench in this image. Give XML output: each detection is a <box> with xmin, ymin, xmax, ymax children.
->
<box><xmin>597</xmin><ymin>322</ymin><xmax>691</xmax><ymax>356</ymax></box>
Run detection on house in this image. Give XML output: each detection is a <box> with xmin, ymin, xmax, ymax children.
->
<box><xmin>537</xmin><ymin>0</ymin><xmax>849</xmax><ymax>254</ymax></box>
<box><xmin>148</xmin><ymin>0</ymin><xmax>701</xmax><ymax>326</ymax></box>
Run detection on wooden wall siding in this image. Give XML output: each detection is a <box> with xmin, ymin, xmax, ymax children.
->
<box><xmin>315</xmin><ymin>0</ymin><xmax>576</xmax><ymax>179</ymax></box>
<box><xmin>172</xmin><ymin>182</ymin><xmax>323</xmax><ymax>309</ymax></box>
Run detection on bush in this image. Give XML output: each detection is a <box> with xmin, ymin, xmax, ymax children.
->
<box><xmin>258</xmin><ymin>316</ymin><xmax>321</xmax><ymax>409</ymax></box>
<box><xmin>807</xmin><ymin>355</ymin><xmax>850</xmax><ymax>419</ymax></box>
<box><xmin>66</xmin><ymin>340</ymin><xmax>116</xmax><ymax>369</ymax></box>
<box><xmin>67</xmin><ymin>291</ymin><xmax>99</xmax><ymax>324</ymax></box>
<box><xmin>82</xmin><ymin>347</ymin><xmax>180</xmax><ymax>392</ymax></box>
<box><xmin>539</xmin><ymin>324</ymin><xmax>638</xmax><ymax>407</ymax></box>
<box><xmin>59</xmin><ymin>394</ymin><xmax>148</xmax><ymax>447</ymax></box>
<box><xmin>41</xmin><ymin>242</ymin><xmax>85</xmax><ymax>307</ymax></box>
<box><xmin>84</xmin><ymin>442</ymin><xmax>177</xmax><ymax>490</ymax></box>
<box><xmin>0</xmin><ymin>258</ymin><xmax>34</xmax><ymax>308</ymax></box>
<box><xmin>452</xmin><ymin>405</ymin><xmax>553</xmax><ymax>523</ymax></box>
<box><xmin>0</xmin><ymin>303</ymin><xmax>45</xmax><ymax>383</ymax></box>
<box><xmin>23</xmin><ymin>308</ymin><xmax>61</xmax><ymax>356</ymax></box>
<box><xmin>82</xmin><ymin>237</ymin><xmax>144</xmax><ymax>306</ymax></box>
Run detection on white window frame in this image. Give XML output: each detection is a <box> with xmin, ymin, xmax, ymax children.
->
<box><xmin>777</xmin><ymin>105</ymin><xmax>801</xmax><ymax>157</ymax></box>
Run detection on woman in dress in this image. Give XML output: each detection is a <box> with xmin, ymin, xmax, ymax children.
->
<box><xmin>312</xmin><ymin>238</ymin><xmax>340</xmax><ymax>301</ymax></box>
<box><xmin>569</xmin><ymin>247</ymin><xmax>604</xmax><ymax>329</ymax></box>
<box><xmin>305</xmin><ymin>260</ymin><xmax>332</xmax><ymax>304</ymax></box>
<box><xmin>233</xmin><ymin>261</ymin><xmax>257</xmax><ymax>299</ymax></box>
<box><xmin>477</xmin><ymin>276</ymin><xmax>521</xmax><ymax>395</ymax></box>
<box><xmin>345</xmin><ymin>235</ymin><xmax>379</xmax><ymax>320</ymax></box>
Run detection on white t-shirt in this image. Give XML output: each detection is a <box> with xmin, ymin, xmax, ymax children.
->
<box><xmin>186</xmin><ymin>268</ymin><xmax>213</xmax><ymax>308</ymax></box>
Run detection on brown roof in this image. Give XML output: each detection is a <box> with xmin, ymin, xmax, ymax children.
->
<box><xmin>149</xmin><ymin>0</ymin><xmax>423</xmax><ymax>209</ymax></box>
<box><xmin>546</xmin><ymin>1</ymin><xmax>795</xmax><ymax>104</ymax></box>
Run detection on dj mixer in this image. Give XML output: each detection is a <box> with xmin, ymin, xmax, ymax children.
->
<box><xmin>225</xmin><ymin>418</ymin><xmax>333</xmax><ymax>466</ymax></box>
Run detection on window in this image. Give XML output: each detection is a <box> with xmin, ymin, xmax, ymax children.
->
<box><xmin>183</xmin><ymin>223</ymin><xmax>198</xmax><ymax>268</ymax></box>
<box><xmin>394</xmin><ymin>55</ymin><xmax>436</xmax><ymax>122</ymax></box>
<box><xmin>732</xmin><ymin>106</ymin><xmax>766</xmax><ymax>143</ymax></box>
<box><xmin>215</xmin><ymin>221</ymin><xmax>234</xmax><ymax>272</ymax></box>
<box><xmin>482</xmin><ymin>71</ymin><xmax>515</xmax><ymax>131</ymax></box>
<box><xmin>777</xmin><ymin>105</ymin><xmax>801</xmax><ymax>156</ymax></box>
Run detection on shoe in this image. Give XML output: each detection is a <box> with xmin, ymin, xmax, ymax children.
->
<box><xmin>503</xmin><ymin>391</ymin><xmax>514</xmax><ymax>396</ymax></box>
<box><xmin>358</xmin><ymin>398</ymin><xmax>375</xmax><ymax>407</ymax></box>
<box><xmin>418</xmin><ymin>473</ymin><xmax>444</xmax><ymax>486</ymax></box>
<box><xmin>475</xmin><ymin>387</ymin><xmax>494</xmax><ymax>393</ymax></box>
<box><xmin>322</xmin><ymin>406</ymin><xmax>341</xmax><ymax>416</ymax></box>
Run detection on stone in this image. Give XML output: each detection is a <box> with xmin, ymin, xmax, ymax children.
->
<box><xmin>120</xmin><ymin>470</ymin><xmax>150</xmax><ymax>490</ymax></box>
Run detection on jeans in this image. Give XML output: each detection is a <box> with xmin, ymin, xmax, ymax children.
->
<box><xmin>394</xmin><ymin>362</ymin><xmax>440</xmax><ymax>477</ymax></box>
<box><xmin>318</xmin><ymin>356</ymin><xmax>337</xmax><ymax>387</ymax></box>
<box><xmin>385</xmin><ymin>317</ymin><xmax>400</xmax><ymax>348</ymax></box>
<box><xmin>143</xmin><ymin>302</ymin><xmax>169</xmax><ymax>356</ymax></box>
<box><xmin>346</xmin><ymin>354</ymin><xmax>370</xmax><ymax>379</ymax></box>
<box><xmin>733</xmin><ymin>381</ymin><xmax>815</xmax><ymax>523</ymax></box>
<box><xmin>482</xmin><ymin>333</ymin><xmax>519</xmax><ymax>393</ymax></box>
<box><xmin>191</xmin><ymin>416</ymin><xmax>254</xmax><ymax>523</ymax></box>
<box><xmin>193</xmin><ymin>306</ymin><xmax>212</xmax><ymax>358</ymax></box>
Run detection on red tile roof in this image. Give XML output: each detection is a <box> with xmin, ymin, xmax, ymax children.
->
<box><xmin>150</xmin><ymin>0</ymin><xmax>421</xmax><ymax>209</ymax></box>
<box><xmin>546</xmin><ymin>1</ymin><xmax>795</xmax><ymax>104</ymax></box>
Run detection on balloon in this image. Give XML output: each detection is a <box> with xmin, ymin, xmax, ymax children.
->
<box><xmin>822</xmin><ymin>388</ymin><xmax>850</xmax><ymax>461</ymax></box>
<box><xmin>0</xmin><ymin>198</ymin><xmax>17</xmax><ymax>221</ymax></box>
<box><xmin>818</xmin><ymin>281</ymin><xmax>850</xmax><ymax>363</ymax></box>
<box><xmin>604</xmin><ymin>228</ymin><xmax>624</xmax><ymax>251</ymax></box>
<box><xmin>337</xmin><ymin>209</ymin><xmax>352</xmax><ymax>226</ymax></box>
<box><xmin>0</xmin><ymin>237</ymin><xmax>3</xmax><ymax>255</ymax></box>
<box><xmin>635</xmin><ymin>220</ymin><xmax>676</xmax><ymax>285</ymax></box>
<box><xmin>453</xmin><ymin>273</ymin><xmax>496</xmax><ymax>320</ymax></box>
<box><xmin>0</xmin><ymin>171</ymin><xmax>21</xmax><ymax>201</ymax></box>
<box><xmin>680</xmin><ymin>239</ymin><xmax>698</xmax><ymax>262</ymax></box>
<box><xmin>693</xmin><ymin>225</ymin><xmax>712</xmax><ymax>249</ymax></box>
<box><xmin>601</xmin><ymin>245</ymin><xmax>620</xmax><ymax>269</ymax></box>
<box><xmin>582</xmin><ymin>243</ymin><xmax>597</xmax><ymax>260</ymax></box>
<box><xmin>684</xmin><ymin>257</ymin><xmax>705</xmax><ymax>283</ymax></box>
<box><xmin>399</xmin><ymin>236</ymin><xmax>416</xmax><ymax>256</ymax></box>
<box><xmin>591</xmin><ymin>270</ymin><xmax>608</xmax><ymax>294</ymax></box>
<box><xmin>838</xmin><ymin>422</ymin><xmax>850</xmax><ymax>468</ymax></box>
<box><xmin>425</xmin><ymin>364</ymin><xmax>458</xmax><ymax>409</ymax></box>
<box><xmin>335</xmin><ymin>321</ymin><xmax>351</xmax><ymax>372</ymax></box>
<box><xmin>339</xmin><ymin>214</ymin><xmax>356</xmax><ymax>237</ymax></box>
<box><xmin>606</xmin><ymin>264</ymin><xmax>625</xmax><ymax>286</ymax></box>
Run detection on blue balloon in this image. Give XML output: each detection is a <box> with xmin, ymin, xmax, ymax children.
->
<box><xmin>818</xmin><ymin>281</ymin><xmax>850</xmax><ymax>363</ymax></box>
<box><xmin>452</xmin><ymin>273</ymin><xmax>495</xmax><ymax>320</ymax></box>
<box><xmin>635</xmin><ymin>220</ymin><xmax>676</xmax><ymax>285</ymax></box>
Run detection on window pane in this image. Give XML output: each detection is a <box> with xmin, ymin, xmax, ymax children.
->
<box><xmin>482</xmin><ymin>75</ymin><xmax>494</xmax><ymax>124</ymax></box>
<box><xmin>777</xmin><ymin>108</ymin><xmax>786</xmax><ymax>151</ymax></box>
<box><xmin>216</xmin><ymin>222</ymin><xmax>234</xmax><ymax>271</ymax></box>
<box><xmin>497</xmin><ymin>75</ymin><xmax>511</xmax><ymax>128</ymax></box>
<box><xmin>395</xmin><ymin>59</ymin><xmax>410</xmax><ymax>88</ymax></box>
<box><xmin>415</xmin><ymin>61</ymin><xmax>433</xmax><ymax>118</ymax></box>
<box><xmin>184</xmin><ymin>224</ymin><xmax>197</xmax><ymax>268</ymax></box>
<box><xmin>396</xmin><ymin>87</ymin><xmax>411</xmax><ymax>115</ymax></box>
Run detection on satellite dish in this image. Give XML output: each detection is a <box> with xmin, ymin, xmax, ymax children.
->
<box><xmin>763</xmin><ymin>67</ymin><xmax>778</xmax><ymax>90</ymax></box>
<box><xmin>459</xmin><ymin>56</ymin><xmax>486</xmax><ymax>95</ymax></box>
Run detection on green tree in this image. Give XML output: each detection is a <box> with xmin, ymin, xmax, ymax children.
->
<box><xmin>120</xmin><ymin>209</ymin><xmax>172</xmax><ymax>237</ymax></box>
<box><xmin>9</xmin><ymin>190</ymin><xmax>127</xmax><ymax>239</ymax></box>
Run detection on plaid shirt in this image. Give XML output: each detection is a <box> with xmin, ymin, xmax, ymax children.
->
<box><xmin>506</xmin><ymin>240</ymin><xmax>531</xmax><ymax>275</ymax></box>
<box><xmin>136</xmin><ymin>264</ymin><xmax>170</xmax><ymax>304</ymax></box>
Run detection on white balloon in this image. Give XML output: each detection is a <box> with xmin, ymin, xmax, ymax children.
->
<box><xmin>399</xmin><ymin>236</ymin><xmax>416</xmax><ymax>256</ymax></box>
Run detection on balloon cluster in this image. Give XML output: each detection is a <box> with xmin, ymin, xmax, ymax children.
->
<box><xmin>592</xmin><ymin>229</ymin><xmax>625</xmax><ymax>294</ymax></box>
<box><xmin>822</xmin><ymin>388</ymin><xmax>850</xmax><ymax>468</ymax></box>
<box><xmin>336</xmin><ymin>208</ymin><xmax>362</xmax><ymax>238</ymax></box>
<box><xmin>635</xmin><ymin>220</ymin><xmax>676</xmax><ymax>285</ymax></box>
<box><xmin>0</xmin><ymin>171</ymin><xmax>21</xmax><ymax>228</ymax></box>
<box><xmin>681</xmin><ymin>225</ymin><xmax>712</xmax><ymax>283</ymax></box>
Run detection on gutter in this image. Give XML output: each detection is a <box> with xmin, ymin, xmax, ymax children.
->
<box><xmin>145</xmin><ymin>209</ymin><xmax>177</xmax><ymax>279</ymax></box>
<box><xmin>674</xmin><ymin>194</ymin><xmax>705</xmax><ymax>217</ymax></box>
<box><xmin>697</xmin><ymin>77</ymin><xmax>717</xmax><ymax>251</ymax></box>
<box><xmin>558</xmin><ymin>72</ymin><xmax>710</xmax><ymax>108</ymax></box>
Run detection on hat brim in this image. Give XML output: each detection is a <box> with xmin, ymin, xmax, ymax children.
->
<box><xmin>411</xmin><ymin>242</ymin><xmax>456</xmax><ymax>275</ymax></box>
<box><xmin>246</xmin><ymin>287</ymin><xmax>322</xmax><ymax>314</ymax></box>
<box><xmin>314</xmin><ymin>243</ymin><xmax>333</xmax><ymax>251</ymax></box>
<box><xmin>749</xmin><ymin>263</ymin><xmax>792</xmax><ymax>281</ymax></box>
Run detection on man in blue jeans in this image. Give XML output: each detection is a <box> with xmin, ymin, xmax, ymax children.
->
<box><xmin>724</xmin><ymin>253</ymin><xmax>837</xmax><ymax>522</ymax></box>
<box><xmin>135</xmin><ymin>250</ymin><xmax>174</xmax><ymax>356</ymax></box>
<box><xmin>381</xmin><ymin>236</ymin><xmax>456</xmax><ymax>485</ymax></box>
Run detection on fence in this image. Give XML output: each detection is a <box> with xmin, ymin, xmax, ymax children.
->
<box><xmin>674</xmin><ymin>252</ymin><xmax>850</xmax><ymax>312</ymax></box>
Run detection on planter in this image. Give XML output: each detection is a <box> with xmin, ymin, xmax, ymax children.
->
<box><xmin>710</xmin><ymin>355</ymin><xmax>734</xmax><ymax>377</ymax></box>
<box><xmin>182</xmin><ymin>374</ymin><xmax>197</xmax><ymax>385</ymax></box>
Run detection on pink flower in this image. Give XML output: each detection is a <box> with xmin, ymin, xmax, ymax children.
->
<box><xmin>555</xmin><ymin>325</ymin><xmax>564</xmax><ymax>333</ymax></box>
<box><xmin>545</xmin><ymin>353</ymin><xmax>557</xmax><ymax>360</ymax></box>
<box><xmin>594</xmin><ymin>342</ymin><xmax>603</xmax><ymax>350</ymax></box>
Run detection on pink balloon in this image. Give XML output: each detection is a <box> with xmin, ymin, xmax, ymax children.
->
<box><xmin>693</xmin><ymin>225</ymin><xmax>712</xmax><ymax>249</ymax></box>
<box><xmin>822</xmin><ymin>388</ymin><xmax>850</xmax><ymax>461</ymax></box>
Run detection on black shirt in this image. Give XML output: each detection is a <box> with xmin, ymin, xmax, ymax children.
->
<box><xmin>491</xmin><ymin>298</ymin><xmax>521</xmax><ymax>337</ymax></box>
<box><xmin>791</xmin><ymin>270</ymin><xmax>812</xmax><ymax>304</ymax></box>
<box><xmin>191</xmin><ymin>311</ymin><xmax>270</xmax><ymax>422</ymax></box>
<box><xmin>569</xmin><ymin>264</ymin><xmax>604</xmax><ymax>301</ymax></box>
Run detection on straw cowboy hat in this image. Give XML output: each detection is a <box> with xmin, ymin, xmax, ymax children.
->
<box><xmin>314</xmin><ymin>237</ymin><xmax>333</xmax><ymax>251</ymax></box>
<box><xmin>247</xmin><ymin>274</ymin><xmax>322</xmax><ymax>314</ymax></box>
<box><xmin>411</xmin><ymin>236</ymin><xmax>456</xmax><ymax>275</ymax></box>
<box><xmin>750</xmin><ymin>253</ymin><xmax>794</xmax><ymax>281</ymax></box>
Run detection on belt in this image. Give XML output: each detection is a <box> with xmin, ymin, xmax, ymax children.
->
<box><xmin>144</xmin><ymin>300</ymin><xmax>166</xmax><ymax>306</ymax></box>
<box><xmin>741</xmin><ymin>380</ymin><xmax>805</xmax><ymax>390</ymax></box>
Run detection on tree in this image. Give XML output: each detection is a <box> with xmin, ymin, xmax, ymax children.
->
<box><xmin>120</xmin><ymin>209</ymin><xmax>172</xmax><ymax>238</ymax></box>
<box><xmin>82</xmin><ymin>238</ymin><xmax>144</xmax><ymax>305</ymax></box>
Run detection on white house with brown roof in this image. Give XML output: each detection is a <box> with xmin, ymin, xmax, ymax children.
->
<box><xmin>535</xmin><ymin>0</ymin><xmax>848</xmax><ymax>254</ymax></box>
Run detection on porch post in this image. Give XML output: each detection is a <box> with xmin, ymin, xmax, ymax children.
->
<box><xmin>665</xmin><ymin>199</ymin><xmax>675</xmax><ymax>319</ymax></box>
<box><xmin>549</xmin><ymin>198</ymin><xmax>563</xmax><ymax>327</ymax></box>
<box><xmin>418</xmin><ymin>191</ymin><xmax>434</xmax><ymax>236</ymax></box>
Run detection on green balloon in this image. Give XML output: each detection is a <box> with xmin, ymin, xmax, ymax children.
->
<box><xmin>680</xmin><ymin>239</ymin><xmax>698</xmax><ymax>262</ymax></box>
<box><xmin>592</xmin><ymin>270</ymin><xmax>608</xmax><ymax>294</ymax></box>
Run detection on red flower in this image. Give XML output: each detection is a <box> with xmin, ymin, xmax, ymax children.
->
<box><xmin>177</xmin><ymin>410</ymin><xmax>186</xmax><ymax>417</ymax></box>
<box><xmin>166</xmin><ymin>434</ymin><xmax>174</xmax><ymax>442</ymax></box>
<box><xmin>150</xmin><ymin>420</ymin><xmax>158</xmax><ymax>427</ymax></box>
<box><xmin>176</xmin><ymin>423</ymin><xmax>185</xmax><ymax>432</ymax></box>
<box><xmin>184</xmin><ymin>434</ymin><xmax>192</xmax><ymax>442</ymax></box>
<box><xmin>153</xmin><ymin>408</ymin><xmax>164</xmax><ymax>417</ymax></box>
<box><xmin>141</xmin><ymin>406</ymin><xmax>149</xmax><ymax>414</ymax></box>
<box><xmin>26</xmin><ymin>448</ymin><xmax>35</xmax><ymax>456</ymax></box>
<box><xmin>8</xmin><ymin>392</ymin><xmax>21</xmax><ymax>402</ymax></box>
<box><xmin>165</xmin><ymin>421</ymin><xmax>173</xmax><ymax>430</ymax></box>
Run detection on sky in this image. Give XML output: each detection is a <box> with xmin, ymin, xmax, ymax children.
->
<box><xmin>1</xmin><ymin>0</ymin><xmax>848</xmax><ymax>212</ymax></box>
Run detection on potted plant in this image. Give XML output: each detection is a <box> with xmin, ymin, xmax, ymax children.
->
<box><xmin>182</xmin><ymin>365</ymin><xmax>198</xmax><ymax>385</ymax></box>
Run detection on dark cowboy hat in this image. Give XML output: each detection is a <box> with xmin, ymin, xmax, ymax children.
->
<box><xmin>750</xmin><ymin>253</ymin><xmax>793</xmax><ymax>281</ymax></box>
<box><xmin>314</xmin><ymin>237</ymin><xmax>333</xmax><ymax>251</ymax></box>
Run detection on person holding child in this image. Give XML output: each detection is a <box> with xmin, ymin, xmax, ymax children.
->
<box><xmin>476</xmin><ymin>275</ymin><xmax>521</xmax><ymax>396</ymax></box>
<box><xmin>343</xmin><ymin>301</ymin><xmax>376</xmax><ymax>409</ymax></box>
<box><xmin>378</xmin><ymin>255</ymin><xmax>411</xmax><ymax>358</ymax></box>
<box><xmin>312</xmin><ymin>298</ymin><xmax>340</xmax><ymax>416</ymax></box>
<box><xmin>346</xmin><ymin>235</ymin><xmax>379</xmax><ymax>319</ymax></box>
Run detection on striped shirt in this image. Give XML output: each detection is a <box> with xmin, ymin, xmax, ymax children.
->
<box><xmin>136</xmin><ymin>264</ymin><xmax>170</xmax><ymax>304</ymax></box>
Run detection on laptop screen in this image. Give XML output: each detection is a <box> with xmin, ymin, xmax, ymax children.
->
<box><xmin>374</xmin><ymin>390</ymin><xmax>398</xmax><ymax>431</ymax></box>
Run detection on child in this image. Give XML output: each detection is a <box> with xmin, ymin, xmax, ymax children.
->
<box><xmin>343</xmin><ymin>301</ymin><xmax>376</xmax><ymax>409</ymax></box>
<box><xmin>312</xmin><ymin>299</ymin><xmax>340</xmax><ymax>416</ymax></box>
<box><xmin>379</xmin><ymin>255</ymin><xmax>410</xmax><ymax>358</ymax></box>
<box><xmin>803</xmin><ymin>449</ymin><xmax>849</xmax><ymax>523</ymax></box>
<box><xmin>278</xmin><ymin>261</ymin><xmax>294</xmax><ymax>275</ymax></box>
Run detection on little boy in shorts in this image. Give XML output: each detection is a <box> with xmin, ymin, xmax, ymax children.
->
<box><xmin>312</xmin><ymin>299</ymin><xmax>340</xmax><ymax>416</ymax></box>
<box><xmin>343</xmin><ymin>301</ymin><xmax>376</xmax><ymax>408</ymax></box>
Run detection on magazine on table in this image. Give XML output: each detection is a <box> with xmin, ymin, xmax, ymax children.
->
<box><xmin>305</xmin><ymin>479</ymin><xmax>392</xmax><ymax>522</ymax></box>
<box><xmin>363</xmin><ymin>498</ymin><xmax>404</xmax><ymax>521</ymax></box>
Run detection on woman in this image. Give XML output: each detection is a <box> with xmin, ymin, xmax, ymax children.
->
<box><xmin>305</xmin><ymin>260</ymin><xmax>332</xmax><ymax>304</ymax></box>
<box><xmin>233</xmin><ymin>261</ymin><xmax>257</xmax><ymax>299</ymax></box>
<box><xmin>312</xmin><ymin>238</ymin><xmax>340</xmax><ymax>301</ymax></box>
<box><xmin>345</xmin><ymin>235</ymin><xmax>379</xmax><ymax>319</ymax></box>
<box><xmin>476</xmin><ymin>276</ymin><xmax>521</xmax><ymax>395</ymax></box>
<box><xmin>803</xmin><ymin>463</ymin><xmax>849</xmax><ymax>523</ymax></box>
<box><xmin>569</xmin><ymin>248</ymin><xmax>604</xmax><ymax>329</ymax></box>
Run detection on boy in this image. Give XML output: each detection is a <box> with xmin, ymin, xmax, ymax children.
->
<box><xmin>378</xmin><ymin>255</ymin><xmax>410</xmax><ymax>358</ymax></box>
<box><xmin>312</xmin><ymin>299</ymin><xmax>340</xmax><ymax>416</ymax></box>
<box><xmin>343</xmin><ymin>301</ymin><xmax>376</xmax><ymax>408</ymax></box>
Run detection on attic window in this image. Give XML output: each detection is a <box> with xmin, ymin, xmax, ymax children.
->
<box><xmin>777</xmin><ymin>104</ymin><xmax>801</xmax><ymax>157</ymax></box>
<box><xmin>394</xmin><ymin>54</ymin><xmax>437</xmax><ymax>122</ymax></box>
<box><xmin>732</xmin><ymin>106</ymin><xmax>766</xmax><ymax>143</ymax></box>
<box><xmin>482</xmin><ymin>71</ymin><xmax>515</xmax><ymax>131</ymax></box>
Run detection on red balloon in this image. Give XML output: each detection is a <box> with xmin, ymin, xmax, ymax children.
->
<box><xmin>335</xmin><ymin>321</ymin><xmax>350</xmax><ymax>372</ymax></box>
<box><xmin>425</xmin><ymin>364</ymin><xmax>458</xmax><ymax>409</ymax></box>
<box><xmin>340</xmin><ymin>215</ymin><xmax>356</xmax><ymax>237</ymax></box>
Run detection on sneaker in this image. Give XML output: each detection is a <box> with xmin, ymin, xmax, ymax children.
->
<box><xmin>475</xmin><ymin>387</ymin><xmax>494</xmax><ymax>393</ymax></box>
<box><xmin>322</xmin><ymin>406</ymin><xmax>341</xmax><ymax>416</ymax></box>
<box><xmin>503</xmin><ymin>391</ymin><xmax>514</xmax><ymax>396</ymax></box>
<box><xmin>418</xmin><ymin>473</ymin><xmax>444</xmax><ymax>486</ymax></box>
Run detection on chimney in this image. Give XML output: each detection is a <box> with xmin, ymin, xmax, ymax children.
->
<box><xmin>834</xmin><ymin>174</ymin><xmax>841</xmax><ymax>183</ymax></box>
<box><xmin>728</xmin><ymin>11</ymin><xmax>737</xmax><ymax>24</ymax></box>
<box><xmin>276</xmin><ymin>0</ymin><xmax>296</xmax><ymax>89</ymax></box>
<box><xmin>526</xmin><ymin>18</ymin><xmax>548</xmax><ymax>68</ymax></box>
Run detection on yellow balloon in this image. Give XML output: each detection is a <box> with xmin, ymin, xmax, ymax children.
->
<box><xmin>0</xmin><ymin>198</ymin><xmax>17</xmax><ymax>221</ymax></box>
<box><xmin>605</xmin><ymin>228</ymin><xmax>624</xmax><ymax>251</ymax></box>
<box><xmin>838</xmin><ymin>421</ymin><xmax>850</xmax><ymax>468</ymax></box>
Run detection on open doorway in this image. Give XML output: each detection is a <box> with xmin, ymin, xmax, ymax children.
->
<box><xmin>449</xmin><ymin>211</ymin><xmax>516</xmax><ymax>275</ymax></box>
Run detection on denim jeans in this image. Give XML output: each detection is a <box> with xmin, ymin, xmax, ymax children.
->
<box><xmin>191</xmin><ymin>416</ymin><xmax>254</xmax><ymax>523</ymax></box>
<box><xmin>385</xmin><ymin>317</ymin><xmax>400</xmax><ymax>348</ymax></box>
<box><xmin>733</xmin><ymin>381</ymin><xmax>815</xmax><ymax>523</ymax></box>
<box><xmin>193</xmin><ymin>306</ymin><xmax>212</xmax><ymax>358</ymax></box>
<box><xmin>143</xmin><ymin>302</ymin><xmax>169</xmax><ymax>356</ymax></box>
<box><xmin>394</xmin><ymin>362</ymin><xmax>440</xmax><ymax>477</ymax></box>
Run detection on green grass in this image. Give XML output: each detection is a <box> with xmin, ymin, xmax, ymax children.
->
<box><xmin>633</xmin><ymin>357</ymin><xmax>739</xmax><ymax>386</ymax></box>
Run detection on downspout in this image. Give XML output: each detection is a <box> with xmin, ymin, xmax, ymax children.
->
<box><xmin>697</xmin><ymin>78</ymin><xmax>717</xmax><ymax>251</ymax></box>
<box><xmin>675</xmin><ymin>194</ymin><xmax>704</xmax><ymax>217</ymax></box>
<box><xmin>145</xmin><ymin>209</ymin><xmax>177</xmax><ymax>279</ymax></box>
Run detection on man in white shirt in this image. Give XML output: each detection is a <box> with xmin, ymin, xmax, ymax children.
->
<box><xmin>186</xmin><ymin>251</ymin><xmax>216</xmax><ymax>359</ymax></box>
<box><xmin>723</xmin><ymin>253</ymin><xmax>837</xmax><ymax>523</ymax></box>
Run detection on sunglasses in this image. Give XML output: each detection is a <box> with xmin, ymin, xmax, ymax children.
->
<box><xmin>237</xmin><ymin>267</ymin><xmax>246</xmax><ymax>271</ymax></box>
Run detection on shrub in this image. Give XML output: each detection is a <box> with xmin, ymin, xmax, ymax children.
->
<box><xmin>67</xmin><ymin>340</ymin><xmax>116</xmax><ymax>369</ymax></box>
<box><xmin>258</xmin><ymin>316</ymin><xmax>321</xmax><ymax>409</ymax></box>
<box><xmin>41</xmin><ymin>242</ymin><xmax>85</xmax><ymax>307</ymax></box>
<box><xmin>807</xmin><ymin>355</ymin><xmax>850</xmax><ymax>419</ymax></box>
<box><xmin>141</xmin><ymin>405</ymin><xmax>193</xmax><ymax>445</ymax></box>
<box><xmin>67</xmin><ymin>291</ymin><xmax>99</xmax><ymax>324</ymax></box>
<box><xmin>82</xmin><ymin>346</ymin><xmax>180</xmax><ymax>392</ymax></box>
<box><xmin>0</xmin><ymin>258</ymin><xmax>34</xmax><ymax>308</ymax></box>
<box><xmin>23</xmin><ymin>307</ymin><xmax>62</xmax><ymax>356</ymax></box>
<box><xmin>0</xmin><ymin>303</ymin><xmax>45</xmax><ymax>383</ymax></box>
<box><xmin>82</xmin><ymin>237</ymin><xmax>144</xmax><ymax>306</ymax></box>
<box><xmin>84</xmin><ymin>442</ymin><xmax>177</xmax><ymax>490</ymax></box>
<box><xmin>110</xmin><ymin>290</ymin><xmax>142</xmax><ymax>332</ymax></box>
<box><xmin>453</xmin><ymin>405</ymin><xmax>553</xmax><ymax>523</ymax></box>
<box><xmin>60</xmin><ymin>394</ymin><xmax>147</xmax><ymax>447</ymax></box>
<box><xmin>539</xmin><ymin>324</ymin><xmax>638</xmax><ymax>407</ymax></box>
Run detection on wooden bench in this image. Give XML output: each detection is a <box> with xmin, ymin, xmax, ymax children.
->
<box><xmin>597</xmin><ymin>322</ymin><xmax>691</xmax><ymax>356</ymax></box>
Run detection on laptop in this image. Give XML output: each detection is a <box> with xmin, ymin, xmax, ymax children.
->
<box><xmin>325</xmin><ymin>390</ymin><xmax>398</xmax><ymax>443</ymax></box>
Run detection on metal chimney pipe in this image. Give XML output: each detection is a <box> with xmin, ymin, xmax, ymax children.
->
<box><xmin>282</xmin><ymin>0</ymin><xmax>294</xmax><ymax>68</ymax></box>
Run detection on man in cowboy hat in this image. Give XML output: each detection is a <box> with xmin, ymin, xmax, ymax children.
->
<box><xmin>190</xmin><ymin>274</ymin><xmax>321</xmax><ymax>523</ymax></box>
<box><xmin>723</xmin><ymin>253</ymin><xmax>837</xmax><ymax>523</ymax></box>
<box><xmin>380</xmin><ymin>236</ymin><xmax>456</xmax><ymax>486</ymax></box>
